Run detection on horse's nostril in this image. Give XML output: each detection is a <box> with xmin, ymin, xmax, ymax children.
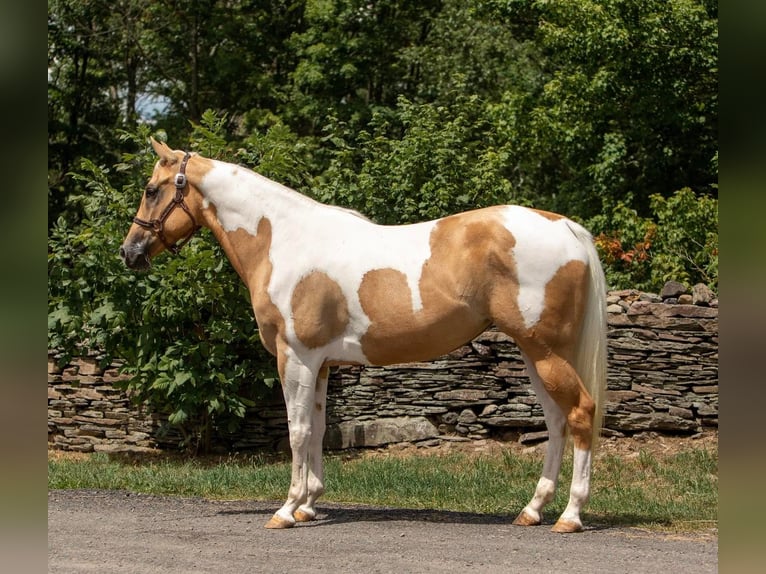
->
<box><xmin>119</xmin><ymin>246</ymin><xmax>126</xmax><ymax>260</ymax></box>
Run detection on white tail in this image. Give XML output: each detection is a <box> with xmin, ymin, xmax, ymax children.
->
<box><xmin>566</xmin><ymin>221</ymin><xmax>608</xmax><ymax>449</ymax></box>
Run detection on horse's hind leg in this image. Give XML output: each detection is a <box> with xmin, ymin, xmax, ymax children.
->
<box><xmin>294</xmin><ymin>365</ymin><xmax>329</xmax><ymax>523</ymax></box>
<box><xmin>514</xmin><ymin>349</ymin><xmax>596</xmax><ymax>533</ymax></box>
<box><xmin>512</xmin><ymin>352</ymin><xmax>568</xmax><ymax>527</ymax></box>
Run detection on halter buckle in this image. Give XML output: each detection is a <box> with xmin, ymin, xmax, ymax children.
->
<box><xmin>174</xmin><ymin>173</ymin><xmax>187</xmax><ymax>188</ymax></box>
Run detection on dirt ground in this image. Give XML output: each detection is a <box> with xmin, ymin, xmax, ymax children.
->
<box><xmin>362</xmin><ymin>429</ymin><xmax>719</xmax><ymax>461</ymax></box>
<box><xmin>48</xmin><ymin>432</ymin><xmax>717</xmax><ymax>574</ymax></box>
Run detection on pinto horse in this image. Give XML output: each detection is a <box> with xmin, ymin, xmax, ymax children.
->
<box><xmin>120</xmin><ymin>138</ymin><xmax>607</xmax><ymax>533</ymax></box>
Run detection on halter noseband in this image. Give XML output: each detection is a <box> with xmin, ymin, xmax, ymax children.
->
<box><xmin>132</xmin><ymin>152</ymin><xmax>201</xmax><ymax>255</ymax></box>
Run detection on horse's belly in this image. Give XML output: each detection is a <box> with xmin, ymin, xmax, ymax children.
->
<box><xmin>357</xmin><ymin>309</ymin><xmax>490</xmax><ymax>366</ymax></box>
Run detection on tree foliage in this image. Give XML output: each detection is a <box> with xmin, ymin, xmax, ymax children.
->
<box><xmin>48</xmin><ymin>122</ymin><xmax>297</xmax><ymax>451</ymax></box>
<box><xmin>48</xmin><ymin>0</ymin><xmax>718</xmax><ymax>448</ymax></box>
<box><xmin>524</xmin><ymin>0</ymin><xmax>718</xmax><ymax>216</ymax></box>
<box><xmin>589</xmin><ymin>188</ymin><xmax>718</xmax><ymax>291</ymax></box>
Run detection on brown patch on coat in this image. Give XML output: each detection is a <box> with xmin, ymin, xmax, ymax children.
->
<box><xmin>358</xmin><ymin>208</ymin><xmax>515</xmax><ymax>365</ymax></box>
<box><xmin>358</xmin><ymin>206</ymin><xmax>595</xmax><ymax>448</ymax></box>
<box><xmin>222</xmin><ymin>219</ymin><xmax>286</xmax><ymax>359</ymax></box>
<box><xmin>530</xmin><ymin>208</ymin><xmax>565</xmax><ymax>222</ymax></box>
<box><xmin>513</xmin><ymin>259</ymin><xmax>594</xmax><ymax>450</ymax></box>
<box><xmin>514</xmin><ymin>259</ymin><xmax>588</xmax><ymax>361</ymax></box>
<box><xmin>291</xmin><ymin>271</ymin><xmax>350</xmax><ymax>349</ymax></box>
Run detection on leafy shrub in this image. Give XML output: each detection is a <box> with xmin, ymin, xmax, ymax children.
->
<box><xmin>588</xmin><ymin>188</ymin><xmax>718</xmax><ymax>292</ymax></box>
<box><xmin>48</xmin><ymin>120</ymin><xmax>283</xmax><ymax>452</ymax></box>
<box><xmin>315</xmin><ymin>94</ymin><xmax>528</xmax><ymax>224</ymax></box>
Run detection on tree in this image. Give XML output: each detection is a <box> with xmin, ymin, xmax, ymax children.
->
<box><xmin>286</xmin><ymin>0</ymin><xmax>441</xmax><ymax>133</ymax></box>
<box><xmin>48</xmin><ymin>0</ymin><xmax>125</xmax><ymax>226</ymax></box>
<box><xmin>493</xmin><ymin>0</ymin><xmax>718</xmax><ymax>217</ymax></box>
<box><xmin>134</xmin><ymin>1</ymin><xmax>305</xmax><ymax>130</ymax></box>
<box><xmin>400</xmin><ymin>0</ymin><xmax>543</xmax><ymax>104</ymax></box>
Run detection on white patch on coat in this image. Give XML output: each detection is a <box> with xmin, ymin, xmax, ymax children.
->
<box><xmin>501</xmin><ymin>206</ymin><xmax>589</xmax><ymax>329</ymax></box>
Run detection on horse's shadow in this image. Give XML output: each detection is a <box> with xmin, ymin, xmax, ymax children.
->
<box><xmin>217</xmin><ymin>504</ymin><xmax>620</xmax><ymax>531</ymax></box>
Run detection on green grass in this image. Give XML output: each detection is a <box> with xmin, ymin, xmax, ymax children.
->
<box><xmin>587</xmin><ymin>448</ymin><xmax>718</xmax><ymax>531</ymax></box>
<box><xmin>48</xmin><ymin>445</ymin><xmax>717</xmax><ymax>533</ymax></box>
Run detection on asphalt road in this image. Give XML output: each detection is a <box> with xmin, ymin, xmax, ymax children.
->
<box><xmin>48</xmin><ymin>489</ymin><xmax>717</xmax><ymax>574</ymax></box>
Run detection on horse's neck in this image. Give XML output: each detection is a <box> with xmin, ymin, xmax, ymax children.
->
<box><xmin>201</xmin><ymin>160</ymin><xmax>320</xmax><ymax>233</ymax></box>
<box><xmin>198</xmin><ymin>160</ymin><xmax>329</xmax><ymax>291</ymax></box>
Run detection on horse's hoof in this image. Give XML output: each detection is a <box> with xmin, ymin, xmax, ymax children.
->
<box><xmin>512</xmin><ymin>510</ymin><xmax>541</xmax><ymax>526</ymax></box>
<box><xmin>264</xmin><ymin>514</ymin><xmax>295</xmax><ymax>529</ymax></box>
<box><xmin>293</xmin><ymin>509</ymin><xmax>316</xmax><ymax>523</ymax></box>
<box><xmin>551</xmin><ymin>519</ymin><xmax>583</xmax><ymax>533</ymax></box>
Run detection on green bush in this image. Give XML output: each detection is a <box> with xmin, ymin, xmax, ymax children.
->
<box><xmin>588</xmin><ymin>188</ymin><xmax>718</xmax><ymax>292</ymax></box>
<box><xmin>315</xmin><ymin>94</ymin><xmax>527</xmax><ymax>224</ymax></box>
<box><xmin>48</xmin><ymin>121</ymin><xmax>283</xmax><ymax>453</ymax></box>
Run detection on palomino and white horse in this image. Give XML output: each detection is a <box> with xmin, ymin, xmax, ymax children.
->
<box><xmin>120</xmin><ymin>138</ymin><xmax>607</xmax><ymax>533</ymax></box>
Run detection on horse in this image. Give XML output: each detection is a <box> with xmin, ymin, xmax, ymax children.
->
<box><xmin>120</xmin><ymin>138</ymin><xmax>608</xmax><ymax>533</ymax></box>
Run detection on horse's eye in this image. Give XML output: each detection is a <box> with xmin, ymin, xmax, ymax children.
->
<box><xmin>145</xmin><ymin>185</ymin><xmax>159</xmax><ymax>199</ymax></box>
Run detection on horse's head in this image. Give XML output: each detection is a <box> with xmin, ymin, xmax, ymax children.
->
<box><xmin>119</xmin><ymin>138</ymin><xmax>203</xmax><ymax>270</ymax></box>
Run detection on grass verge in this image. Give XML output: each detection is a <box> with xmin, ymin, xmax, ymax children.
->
<box><xmin>48</xmin><ymin>442</ymin><xmax>717</xmax><ymax>533</ymax></box>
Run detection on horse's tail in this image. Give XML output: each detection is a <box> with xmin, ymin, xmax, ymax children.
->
<box><xmin>566</xmin><ymin>220</ymin><xmax>608</xmax><ymax>450</ymax></box>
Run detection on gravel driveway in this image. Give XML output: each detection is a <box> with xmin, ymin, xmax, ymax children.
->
<box><xmin>48</xmin><ymin>489</ymin><xmax>717</xmax><ymax>574</ymax></box>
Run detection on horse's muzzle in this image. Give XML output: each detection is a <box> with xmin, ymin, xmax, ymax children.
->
<box><xmin>119</xmin><ymin>241</ymin><xmax>151</xmax><ymax>270</ymax></box>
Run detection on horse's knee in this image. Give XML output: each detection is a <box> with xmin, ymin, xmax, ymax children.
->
<box><xmin>288</xmin><ymin>422</ymin><xmax>312</xmax><ymax>451</ymax></box>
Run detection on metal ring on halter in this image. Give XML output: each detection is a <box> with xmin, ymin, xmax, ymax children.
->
<box><xmin>132</xmin><ymin>152</ymin><xmax>201</xmax><ymax>254</ymax></box>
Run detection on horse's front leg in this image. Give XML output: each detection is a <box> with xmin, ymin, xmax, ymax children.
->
<box><xmin>265</xmin><ymin>354</ymin><xmax>321</xmax><ymax>529</ymax></box>
<box><xmin>294</xmin><ymin>365</ymin><xmax>329</xmax><ymax>523</ymax></box>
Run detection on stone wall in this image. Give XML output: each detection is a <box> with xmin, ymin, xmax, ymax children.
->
<box><xmin>47</xmin><ymin>357</ymin><xmax>158</xmax><ymax>453</ymax></box>
<box><xmin>48</xmin><ymin>283</ymin><xmax>718</xmax><ymax>453</ymax></box>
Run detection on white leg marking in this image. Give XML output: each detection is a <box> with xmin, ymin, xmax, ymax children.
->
<box><xmin>557</xmin><ymin>447</ymin><xmax>592</xmax><ymax>529</ymax></box>
<box><xmin>517</xmin><ymin>354</ymin><xmax>567</xmax><ymax>524</ymax></box>
<box><xmin>296</xmin><ymin>369</ymin><xmax>328</xmax><ymax>521</ymax></box>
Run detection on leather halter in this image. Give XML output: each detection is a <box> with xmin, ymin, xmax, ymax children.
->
<box><xmin>132</xmin><ymin>152</ymin><xmax>201</xmax><ymax>255</ymax></box>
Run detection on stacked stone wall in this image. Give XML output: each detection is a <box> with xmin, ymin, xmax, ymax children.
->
<box><xmin>48</xmin><ymin>285</ymin><xmax>717</xmax><ymax>453</ymax></box>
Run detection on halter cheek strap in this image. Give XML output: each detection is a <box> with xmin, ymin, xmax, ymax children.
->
<box><xmin>133</xmin><ymin>152</ymin><xmax>201</xmax><ymax>255</ymax></box>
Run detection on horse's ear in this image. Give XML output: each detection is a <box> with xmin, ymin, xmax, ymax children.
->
<box><xmin>150</xmin><ymin>137</ymin><xmax>178</xmax><ymax>166</ymax></box>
